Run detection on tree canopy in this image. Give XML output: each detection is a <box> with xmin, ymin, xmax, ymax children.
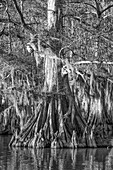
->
<box><xmin>0</xmin><ymin>0</ymin><xmax>113</xmax><ymax>66</ymax></box>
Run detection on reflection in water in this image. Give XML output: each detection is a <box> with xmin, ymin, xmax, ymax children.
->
<box><xmin>0</xmin><ymin>136</ymin><xmax>113</xmax><ymax>170</ymax></box>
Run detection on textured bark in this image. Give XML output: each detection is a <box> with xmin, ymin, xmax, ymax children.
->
<box><xmin>8</xmin><ymin>0</ymin><xmax>113</xmax><ymax>149</ymax></box>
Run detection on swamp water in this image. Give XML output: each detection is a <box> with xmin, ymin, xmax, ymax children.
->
<box><xmin>0</xmin><ymin>136</ymin><xmax>113</xmax><ymax>170</ymax></box>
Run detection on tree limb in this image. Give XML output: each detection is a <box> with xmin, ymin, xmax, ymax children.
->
<box><xmin>74</xmin><ymin>61</ymin><xmax>113</xmax><ymax>65</ymax></box>
<box><xmin>101</xmin><ymin>4</ymin><xmax>113</xmax><ymax>15</ymax></box>
<box><xmin>12</xmin><ymin>0</ymin><xmax>36</xmax><ymax>34</ymax></box>
<box><xmin>66</xmin><ymin>1</ymin><xmax>97</xmax><ymax>11</ymax></box>
<box><xmin>94</xmin><ymin>0</ymin><xmax>102</xmax><ymax>17</ymax></box>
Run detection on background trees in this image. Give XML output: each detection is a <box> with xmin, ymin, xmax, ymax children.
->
<box><xmin>0</xmin><ymin>0</ymin><xmax>113</xmax><ymax>63</ymax></box>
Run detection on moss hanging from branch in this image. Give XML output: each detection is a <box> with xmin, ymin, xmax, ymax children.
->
<box><xmin>7</xmin><ymin>0</ymin><xmax>113</xmax><ymax>148</ymax></box>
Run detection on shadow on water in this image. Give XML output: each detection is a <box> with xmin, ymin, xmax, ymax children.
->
<box><xmin>0</xmin><ymin>136</ymin><xmax>113</xmax><ymax>170</ymax></box>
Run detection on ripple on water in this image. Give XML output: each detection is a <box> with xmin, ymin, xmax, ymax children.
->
<box><xmin>0</xmin><ymin>136</ymin><xmax>113</xmax><ymax>170</ymax></box>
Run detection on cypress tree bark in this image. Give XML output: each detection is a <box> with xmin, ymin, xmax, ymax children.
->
<box><xmin>9</xmin><ymin>1</ymin><xmax>113</xmax><ymax>149</ymax></box>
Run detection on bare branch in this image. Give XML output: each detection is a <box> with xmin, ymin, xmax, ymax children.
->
<box><xmin>12</xmin><ymin>0</ymin><xmax>36</xmax><ymax>34</ymax></box>
<box><xmin>66</xmin><ymin>1</ymin><xmax>97</xmax><ymax>11</ymax></box>
<box><xmin>101</xmin><ymin>4</ymin><xmax>113</xmax><ymax>14</ymax></box>
<box><xmin>74</xmin><ymin>61</ymin><xmax>113</xmax><ymax>65</ymax></box>
<box><xmin>94</xmin><ymin>0</ymin><xmax>102</xmax><ymax>18</ymax></box>
<box><xmin>12</xmin><ymin>0</ymin><xmax>25</xmax><ymax>25</ymax></box>
<box><xmin>62</xmin><ymin>14</ymin><xmax>81</xmax><ymax>22</ymax></box>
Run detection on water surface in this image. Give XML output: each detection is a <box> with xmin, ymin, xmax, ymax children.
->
<box><xmin>0</xmin><ymin>136</ymin><xmax>113</xmax><ymax>170</ymax></box>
